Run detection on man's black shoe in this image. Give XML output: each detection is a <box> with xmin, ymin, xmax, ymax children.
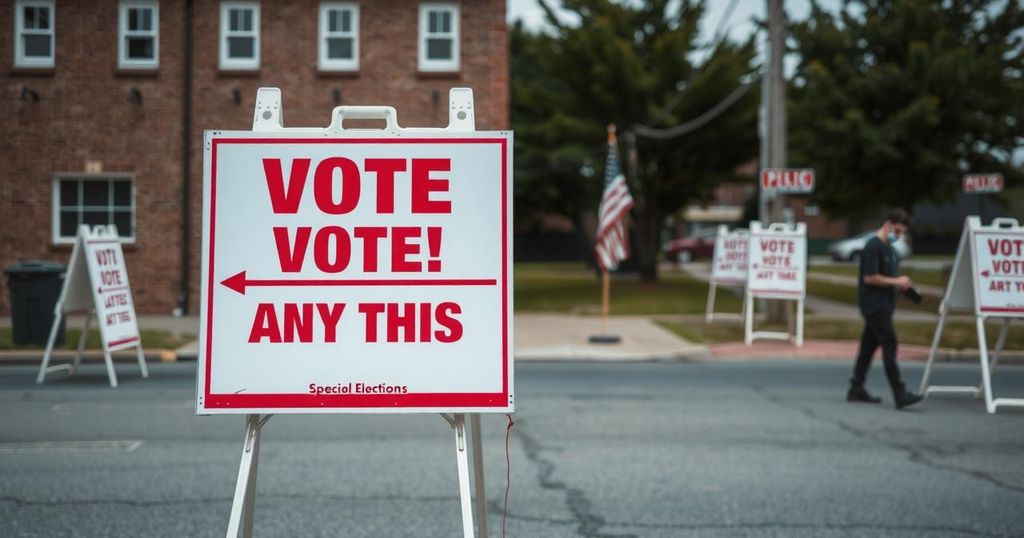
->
<box><xmin>847</xmin><ymin>385</ymin><xmax>882</xmax><ymax>403</ymax></box>
<box><xmin>894</xmin><ymin>391</ymin><xmax>923</xmax><ymax>409</ymax></box>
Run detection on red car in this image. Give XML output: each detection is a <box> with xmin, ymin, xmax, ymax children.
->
<box><xmin>662</xmin><ymin>228</ymin><xmax>717</xmax><ymax>263</ymax></box>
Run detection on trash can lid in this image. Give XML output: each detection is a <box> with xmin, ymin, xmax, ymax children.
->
<box><xmin>4</xmin><ymin>260</ymin><xmax>67</xmax><ymax>276</ymax></box>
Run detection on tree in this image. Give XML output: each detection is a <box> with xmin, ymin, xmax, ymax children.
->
<box><xmin>511</xmin><ymin>0</ymin><xmax>760</xmax><ymax>279</ymax></box>
<box><xmin>789</xmin><ymin>0</ymin><xmax>1024</xmax><ymax>219</ymax></box>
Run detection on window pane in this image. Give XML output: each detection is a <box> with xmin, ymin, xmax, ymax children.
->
<box><xmin>228</xmin><ymin>37</ymin><xmax>254</xmax><ymax>58</ymax></box>
<box><xmin>23</xmin><ymin>34</ymin><xmax>51</xmax><ymax>57</ymax></box>
<box><xmin>327</xmin><ymin>37</ymin><xmax>352</xmax><ymax>59</ymax></box>
<box><xmin>82</xmin><ymin>182</ymin><xmax>109</xmax><ymax>206</ymax></box>
<box><xmin>341</xmin><ymin>10</ymin><xmax>351</xmax><ymax>32</ymax></box>
<box><xmin>229</xmin><ymin>9</ymin><xmax>239</xmax><ymax>31</ymax></box>
<box><xmin>113</xmin><ymin>210</ymin><xmax>132</xmax><ymax>237</ymax></box>
<box><xmin>426</xmin><ymin>38</ymin><xmax>452</xmax><ymax>60</ymax></box>
<box><xmin>112</xmin><ymin>182</ymin><xmax>131</xmax><ymax>207</ymax></box>
<box><xmin>128</xmin><ymin>8</ymin><xmax>139</xmax><ymax>30</ymax></box>
<box><xmin>242</xmin><ymin>10</ymin><xmax>253</xmax><ymax>31</ymax></box>
<box><xmin>440</xmin><ymin>12</ymin><xmax>451</xmax><ymax>33</ymax></box>
<box><xmin>82</xmin><ymin>210</ymin><xmax>109</xmax><ymax>228</ymax></box>
<box><xmin>141</xmin><ymin>9</ymin><xmax>152</xmax><ymax>31</ymax></box>
<box><xmin>127</xmin><ymin>37</ymin><xmax>154</xmax><ymax>59</ymax></box>
<box><xmin>60</xmin><ymin>210</ymin><xmax>80</xmax><ymax>238</ymax></box>
<box><xmin>38</xmin><ymin>7</ymin><xmax>49</xmax><ymax>29</ymax></box>
<box><xmin>328</xmin><ymin>10</ymin><xmax>338</xmax><ymax>32</ymax></box>
<box><xmin>428</xmin><ymin>12</ymin><xmax>438</xmax><ymax>33</ymax></box>
<box><xmin>24</xmin><ymin>7</ymin><xmax>37</xmax><ymax>29</ymax></box>
<box><xmin>60</xmin><ymin>181</ymin><xmax>79</xmax><ymax>207</ymax></box>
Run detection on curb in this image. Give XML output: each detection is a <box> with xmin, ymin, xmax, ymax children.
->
<box><xmin>0</xmin><ymin>349</ymin><xmax>179</xmax><ymax>366</ymax></box>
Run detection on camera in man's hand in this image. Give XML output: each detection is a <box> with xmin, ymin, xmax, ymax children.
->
<box><xmin>902</xmin><ymin>287</ymin><xmax>923</xmax><ymax>304</ymax></box>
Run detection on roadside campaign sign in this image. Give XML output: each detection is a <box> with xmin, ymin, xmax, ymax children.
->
<box><xmin>710</xmin><ymin>225</ymin><xmax>748</xmax><ymax>285</ymax></box>
<box><xmin>65</xmin><ymin>225</ymin><xmax>141</xmax><ymax>351</ymax></box>
<box><xmin>963</xmin><ymin>174</ymin><xmax>1004</xmax><ymax>194</ymax></box>
<box><xmin>971</xmin><ymin>221</ymin><xmax>1024</xmax><ymax>314</ymax></box>
<box><xmin>760</xmin><ymin>168</ymin><xmax>815</xmax><ymax>194</ymax></box>
<box><xmin>746</xmin><ymin>221</ymin><xmax>807</xmax><ymax>299</ymax></box>
<box><xmin>198</xmin><ymin>132</ymin><xmax>513</xmax><ymax>414</ymax></box>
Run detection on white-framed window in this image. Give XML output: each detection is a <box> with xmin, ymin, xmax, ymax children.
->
<box><xmin>14</xmin><ymin>0</ymin><xmax>55</xmax><ymax>68</ymax></box>
<box><xmin>118</xmin><ymin>1</ymin><xmax>159</xmax><ymax>69</ymax></box>
<box><xmin>318</xmin><ymin>2</ymin><xmax>358</xmax><ymax>71</ymax></box>
<box><xmin>53</xmin><ymin>177</ymin><xmax>135</xmax><ymax>244</ymax></box>
<box><xmin>418</xmin><ymin>3</ymin><xmax>459</xmax><ymax>72</ymax></box>
<box><xmin>219</xmin><ymin>1</ymin><xmax>259</xmax><ymax>70</ymax></box>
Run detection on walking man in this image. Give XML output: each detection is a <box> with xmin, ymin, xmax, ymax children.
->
<box><xmin>847</xmin><ymin>209</ymin><xmax>923</xmax><ymax>409</ymax></box>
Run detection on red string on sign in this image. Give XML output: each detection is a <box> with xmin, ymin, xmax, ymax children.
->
<box><xmin>503</xmin><ymin>413</ymin><xmax>515</xmax><ymax>538</ymax></box>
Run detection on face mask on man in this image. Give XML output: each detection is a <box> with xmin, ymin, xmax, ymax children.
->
<box><xmin>886</xmin><ymin>224</ymin><xmax>899</xmax><ymax>244</ymax></box>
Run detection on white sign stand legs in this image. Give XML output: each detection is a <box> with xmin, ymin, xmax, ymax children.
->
<box><xmin>224</xmin><ymin>413</ymin><xmax>489</xmax><ymax>538</ymax></box>
<box><xmin>920</xmin><ymin>217</ymin><xmax>1024</xmax><ymax>413</ymax></box>
<box><xmin>743</xmin><ymin>295</ymin><xmax>804</xmax><ymax>347</ymax></box>
<box><xmin>37</xmin><ymin>307</ymin><xmax>148</xmax><ymax>388</ymax></box>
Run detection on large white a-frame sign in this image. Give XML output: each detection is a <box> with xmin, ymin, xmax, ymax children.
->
<box><xmin>37</xmin><ymin>224</ymin><xmax>148</xmax><ymax>388</ymax></box>
<box><xmin>202</xmin><ymin>87</ymin><xmax>511</xmax><ymax>537</ymax></box>
<box><xmin>920</xmin><ymin>217</ymin><xmax>1023</xmax><ymax>413</ymax></box>
<box><xmin>705</xmin><ymin>225</ymin><xmax>748</xmax><ymax>323</ymax></box>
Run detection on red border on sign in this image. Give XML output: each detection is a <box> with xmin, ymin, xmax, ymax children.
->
<box><xmin>971</xmin><ymin>230</ymin><xmax>1024</xmax><ymax>314</ymax></box>
<box><xmin>204</xmin><ymin>137</ymin><xmax>510</xmax><ymax>410</ymax></box>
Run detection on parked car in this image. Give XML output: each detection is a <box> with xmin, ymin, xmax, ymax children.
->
<box><xmin>662</xmin><ymin>228</ymin><xmax>718</xmax><ymax>263</ymax></box>
<box><xmin>828</xmin><ymin>231</ymin><xmax>911</xmax><ymax>261</ymax></box>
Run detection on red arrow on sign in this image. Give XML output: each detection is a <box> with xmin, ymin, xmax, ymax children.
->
<box><xmin>981</xmin><ymin>270</ymin><xmax>990</xmax><ymax>278</ymax></box>
<box><xmin>220</xmin><ymin>270</ymin><xmax>498</xmax><ymax>295</ymax></box>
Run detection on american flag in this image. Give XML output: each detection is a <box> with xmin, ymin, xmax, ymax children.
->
<box><xmin>594</xmin><ymin>138</ymin><xmax>634</xmax><ymax>272</ymax></box>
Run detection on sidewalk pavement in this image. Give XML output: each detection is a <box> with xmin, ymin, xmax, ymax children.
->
<box><xmin>5</xmin><ymin>312</ymin><xmax>1018</xmax><ymax>364</ymax></box>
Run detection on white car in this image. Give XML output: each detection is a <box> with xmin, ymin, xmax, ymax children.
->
<box><xmin>828</xmin><ymin>231</ymin><xmax>911</xmax><ymax>261</ymax></box>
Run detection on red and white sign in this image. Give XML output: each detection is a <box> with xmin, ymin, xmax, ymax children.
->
<box><xmin>972</xmin><ymin>224</ymin><xmax>1024</xmax><ymax>314</ymax></box>
<box><xmin>963</xmin><ymin>173</ymin><xmax>1004</xmax><ymax>194</ymax></box>
<box><xmin>760</xmin><ymin>168</ymin><xmax>815</xmax><ymax>194</ymax></box>
<box><xmin>710</xmin><ymin>226</ymin><xmax>748</xmax><ymax>285</ymax></box>
<box><xmin>197</xmin><ymin>132</ymin><xmax>513</xmax><ymax>414</ymax></box>
<box><xmin>84</xmin><ymin>232</ymin><xmax>141</xmax><ymax>351</ymax></box>
<box><xmin>746</xmin><ymin>222</ymin><xmax>807</xmax><ymax>299</ymax></box>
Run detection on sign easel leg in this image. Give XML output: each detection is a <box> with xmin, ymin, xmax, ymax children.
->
<box><xmin>989</xmin><ymin>318</ymin><xmax>1011</xmax><ymax>371</ymax></box>
<box><xmin>976</xmin><ymin>317</ymin><xmax>996</xmax><ymax>414</ymax></box>
<box><xmin>469</xmin><ymin>413</ymin><xmax>488</xmax><ymax>538</ymax></box>
<box><xmin>705</xmin><ymin>282</ymin><xmax>717</xmax><ymax>324</ymax></box>
<box><xmin>743</xmin><ymin>293</ymin><xmax>753</xmax><ymax>346</ymax></box>
<box><xmin>227</xmin><ymin>414</ymin><xmax>266</xmax><ymax>538</ymax></box>
<box><xmin>795</xmin><ymin>298</ymin><xmax>804</xmax><ymax>347</ymax></box>
<box><xmin>71</xmin><ymin>313</ymin><xmax>92</xmax><ymax>375</ymax></box>
<box><xmin>919</xmin><ymin>307</ymin><xmax>948</xmax><ymax>395</ymax></box>
<box><xmin>102</xmin><ymin>351</ymin><xmax>118</xmax><ymax>388</ymax></box>
<box><xmin>36</xmin><ymin>311</ymin><xmax>65</xmax><ymax>384</ymax></box>
<box><xmin>453</xmin><ymin>413</ymin><xmax>475</xmax><ymax>537</ymax></box>
<box><xmin>135</xmin><ymin>344</ymin><xmax>149</xmax><ymax>379</ymax></box>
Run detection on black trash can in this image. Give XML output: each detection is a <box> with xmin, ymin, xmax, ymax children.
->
<box><xmin>4</xmin><ymin>261</ymin><xmax>67</xmax><ymax>346</ymax></box>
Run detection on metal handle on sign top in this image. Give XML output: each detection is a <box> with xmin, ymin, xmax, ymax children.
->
<box><xmin>330</xmin><ymin>105</ymin><xmax>400</xmax><ymax>132</ymax></box>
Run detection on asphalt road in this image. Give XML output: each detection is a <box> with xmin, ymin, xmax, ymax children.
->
<box><xmin>1</xmin><ymin>359</ymin><xmax>1023</xmax><ymax>537</ymax></box>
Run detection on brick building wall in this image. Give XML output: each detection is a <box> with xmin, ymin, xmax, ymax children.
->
<box><xmin>1</xmin><ymin>0</ymin><xmax>508</xmax><ymax>315</ymax></box>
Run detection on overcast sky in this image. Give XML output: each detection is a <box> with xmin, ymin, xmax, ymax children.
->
<box><xmin>505</xmin><ymin>0</ymin><xmax>837</xmax><ymax>50</ymax></box>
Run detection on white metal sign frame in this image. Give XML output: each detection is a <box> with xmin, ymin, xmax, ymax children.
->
<box><xmin>37</xmin><ymin>224</ymin><xmax>148</xmax><ymax>388</ymax></box>
<box><xmin>705</xmin><ymin>225</ymin><xmax>748</xmax><ymax>323</ymax></box>
<box><xmin>210</xmin><ymin>87</ymin><xmax>500</xmax><ymax>538</ymax></box>
<box><xmin>744</xmin><ymin>221</ymin><xmax>807</xmax><ymax>347</ymax></box>
<box><xmin>919</xmin><ymin>216</ymin><xmax>1023</xmax><ymax>414</ymax></box>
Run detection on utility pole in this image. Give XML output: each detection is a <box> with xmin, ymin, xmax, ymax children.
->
<box><xmin>765</xmin><ymin>0</ymin><xmax>788</xmax><ymax>325</ymax></box>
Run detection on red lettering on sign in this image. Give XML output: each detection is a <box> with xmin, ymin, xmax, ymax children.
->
<box><xmin>365</xmin><ymin>158</ymin><xmax>406</xmax><ymax>214</ymax></box>
<box><xmin>987</xmin><ymin>238</ymin><xmax>1024</xmax><ymax>257</ymax></box>
<box><xmin>263</xmin><ymin>158</ymin><xmax>311</xmax><ymax>214</ymax></box>
<box><xmin>313</xmin><ymin>226</ymin><xmax>352</xmax><ymax>273</ymax></box>
<box><xmin>391</xmin><ymin>226</ymin><xmax>421</xmax><ymax>272</ymax></box>
<box><xmin>435</xmin><ymin>302</ymin><xmax>463</xmax><ymax>343</ymax></box>
<box><xmin>387</xmin><ymin>303</ymin><xmax>417</xmax><ymax>342</ymax></box>
<box><xmin>412</xmin><ymin>158</ymin><xmax>452</xmax><ymax>213</ymax></box>
<box><xmin>273</xmin><ymin>227</ymin><xmax>311</xmax><ymax>272</ymax></box>
<box><xmin>249</xmin><ymin>303</ymin><xmax>282</xmax><ymax>343</ymax></box>
<box><xmin>353</xmin><ymin>226</ymin><xmax>388</xmax><ymax>272</ymax></box>
<box><xmin>313</xmin><ymin>157</ymin><xmax>361</xmax><ymax>215</ymax></box>
<box><xmin>359</xmin><ymin>303</ymin><xmax>386</xmax><ymax>343</ymax></box>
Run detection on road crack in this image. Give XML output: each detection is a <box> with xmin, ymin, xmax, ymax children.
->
<box><xmin>751</xmin><ymin>385</ymin><xmax>1024</xmax><ymax>497</ymax></box>
<box><xmin>513</xmin><ymin>419</ymin><xmax>636</xmax><ymax>538</ymax></box>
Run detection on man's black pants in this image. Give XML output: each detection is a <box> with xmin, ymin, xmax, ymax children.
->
<box><xmin>852</xmin><ymin>310</ymin><xmax>904</xmax><ymax>393</ymax></box>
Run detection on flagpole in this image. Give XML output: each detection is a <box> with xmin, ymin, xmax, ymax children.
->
<box><xmin>590</xmin><ymin>124</ymin><xmax>621</xmax><ymax>344</ymax></box>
